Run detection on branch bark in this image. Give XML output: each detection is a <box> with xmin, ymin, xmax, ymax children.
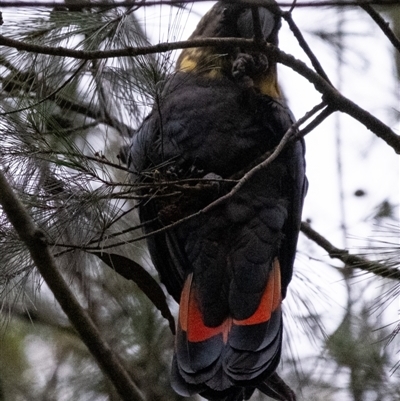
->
<box><xmin>282</xmin><ymin>11</ymin><xmax>332</xmax><ymax>84</ymax></box>
<box><xmin>0</xmin><ymin>0</ymin><xmax>399</xmax><ymax>9</ymax></box>
<box><xmin>301</xmin><ymin>221</ymin><xmax>400</xmax><ymax>281</ymax></box>
<box><xmin>1</xmin><ymin>35</ymin><xmax>398</xmax><ymax>152</ymax></box>
<box><xmin>52</xmin><ymin>102</ymin><xmax>331</xmax><ymax>252</ymax></box>
<box><xmin>274</xmin><ymin>48</ymin><xmax>400</xmax><ymax>153</ymax></box>
<box><xmin>360</xmin><ymin>3</ymin><xmax>400</xmax><ymax>54</ymax></box>
<box><xmin>0</xmin><ymin>170</ymin><xmax>145</xmax><ymax>401</ymax></box>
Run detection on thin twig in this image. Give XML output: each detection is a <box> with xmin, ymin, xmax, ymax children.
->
<box><xmin>251</xmin><ymin>6</ymin><xmax>264</xmax><ymax>43</ymax></box>
<box><xmin>0</xmin><ymin>35</ymin><xmax>257</xmax><ymax>60</ymax></box>
<box><xmin>0</xmin><ymin>0</ymin><xmax>399</xmax><ymax>9</ymax></box>
<box><xmin>229</xmin><ymin>104</ymin><xmax>333</xmax><ymax>181</ymax></box>
<box><xmin>0</xmin><ymin>170</ymin><xmax>145</xmax><ymax>401</ymax></box>
<box><xmin>203</xmin><ymin>102</ymin><xmax>327</xmax><ymax>212</ymax></box>
<box><xmin>282</xmin><ymin>11</ymin><xmax>332</xmax><ymax>84</ymax></box>
<box><xmin>288</xmin><ymin>0</ymin><xmax>297</xmax><ymax>13</ymax></box>
<box><xmin>0</xmin><ymin>61</ymin><xmax>87</xmax><ymax>116</ymax></box>
<box><xmin>275</xmin><ymin>48</ymin><xmax>400</xmax><ymax>153</ymax></box>
<box><xmin>1</xmin><ymin>34</ymin><xmax>398</xmax><ymax>152</ymax></box>
<box><xmin>299</xmin><ymin>106</ymin><xmax>335</xmax><ymax>137</ymax></box>
<box><xmin>360</xmin><ymin>3</ymin><xmax>400</xmax><ymax>54</ymax></box>
<box><xmin>52</xmin><ymin>102</ymin><xmax>330</xmax><ymax>252</ymax></box>
<box><xmin>301</xmin><ymin>221</ymin><xmax>400</xmax><ymax>281</ymax></box>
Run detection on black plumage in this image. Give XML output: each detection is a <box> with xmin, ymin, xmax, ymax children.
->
<box><xmin>127</xmin><ymin>2</ymin><xmax>307</xmax><ymax>400</ymax></box>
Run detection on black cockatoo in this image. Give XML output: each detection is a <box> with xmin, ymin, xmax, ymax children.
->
<box><xmin>127</xmin><ymin>1</ymin><xmax>307</xmax><ymax>400</ymax></box>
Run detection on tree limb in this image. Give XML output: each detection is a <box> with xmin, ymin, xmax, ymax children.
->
<box><xmin>0</xmin><ymin>35</ymin><xmax>256</xmax><ymax>59</ymax></box>
<box><xmin>0</xmin><ymin>170</ymin><xmax>145</xmax><ymax>401</ymax></box>
<box><xmin>301</xmin><ymin>221</ymin><xmax>400</xmax><ymax>281</ymax></box>
<box><xmin>51</xmin><ymin>102</ymin><xmax>331</xmax><ymax>252</ymax></box>
<box><xmin>274</xmin><ymin>48</ymin><xmax>400</xmax><ymax>153</ymax></box>
<box><xmin>1</xmin><ymin>34</ymin><xmax>398</xmax><ymax>152</ymax></box>
<box><xmin>0</xmin><ymin>0</ymin><xmax>399</xmax><ymax>9</ymax></box>
<box><xmin>282</xmin><ymin>11</ymin><xmax>332</xmax><ymax>84</ymax></box>
<box><xmin>360</xmin><ymin>3</ymin><xmax>400</xmax><ymax>54</ymax></box>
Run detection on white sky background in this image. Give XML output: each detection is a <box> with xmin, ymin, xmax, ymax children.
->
<box><xmin>141</xmin><ymin>1</ymin><xmax>400</xmax><ymax>398</ymax></box>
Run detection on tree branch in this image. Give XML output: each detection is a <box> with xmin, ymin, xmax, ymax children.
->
<box><xmin>203</xmin><ymin>102</ymin><xmax>328</xmax><ymax>213</ymax></box>
<box><xmin>360</xmin><ymin>3</ymin><xmax>400</xmax><ymax>54</ymax></box>
<box><xmin>301</xmin><ymin>221</ymin><xmax>400</xmax><ymax>281</ymax></box>
<box><xmin>251</xmin><ymin>6</ymin><xmax>264</xmax><ymax>43</ymax></box>
<box><xmin>0</xmin><ymin>0</ymin><xmax>399</xmax><ymax>9</ymax></box>
<box><xmin>274</xmin><ymin>48</ymin><xmax>400</xmax><ymax>153</ymax></box>
<box><xmin>0</xmin><ymin>35</ymin><xmax>256</xmax><ymax>59</ymax></box>
<box><xmin>282</xmin><ymin>11</ymin><xmax>332</xmax><ymax>84</ymax></box>
<box><xmin>0</xmin><ymin>170</ymin><xmax>145</xmax><ymax>401</ymax></box>
<box><xmin>51</xmin><ymin>102</ymin><xmax>330</xmax><ymax>253</ymax></box>
<box><xmin>1</xmin><ymin>35</ymin><xmax>398</xmax><ymax>152</ymax></box>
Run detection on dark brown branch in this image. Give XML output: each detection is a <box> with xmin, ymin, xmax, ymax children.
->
<box><xmin>360</xmin><ymin>4</ymin><xmax>400</xmax><ymax>54</ymax></box>
<box><xmin>299</xmin><ymin>106</ymin><xmax>335</xmax><ymax>137</ymax></box>
<box><xmin>282</xmin><ymin>11</ymin><xmax>332</xmax><ymax>84</ymax></box>
<box><xmin>0</xmin><ymin>35</ymin><xmax>257</xmax><ymax>60</ymax></box>
<box><xmin>301</xmin><ymin>221</ymin><xmax>400</xmax><ymax>281</ymax></box>
<box><xmin>1</xmin><ymin>33</ymin><xmax>398</xmax><ymax>152</ymax></box>
<box><xmin>275</xmin><ymin>48</ymin><xmax>400</xmax><ymax>153</ymax></box>
<box><xmin>0</xmin><ymin>0</ymin><xmax>399</xmax><ymax>9</ymax></box>
<box><xmin>53</xmin><ymin>103</ymin><xmax>330</xmax><ymax>253</ymax></box>
<box><xmin>251</xmin><ymin>6</ymin><xmax>264</xmax><ymax>43</ymax></box>
<box><xmin>222</xmin><ymin>102</ymin><xmax>326</xmax><ymax>191</ymax></box>
<box><xmin>0</xmin><ymin>170</ymin><xmax>145</xmax><ymax>401</ymax></box>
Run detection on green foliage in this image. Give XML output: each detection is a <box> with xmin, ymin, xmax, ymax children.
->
<box><xmin>326</xmin><ymin>309</ymin><xmax>387</xmax><ymax>401</ymax></box>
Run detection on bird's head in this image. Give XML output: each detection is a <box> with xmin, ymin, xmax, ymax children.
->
<box><xmin>176</xmin><ymin>1</ymin><xmax>282</xmax><ymax>96</ymax></box>
<box><xmin>188</xmin><ymin>1</ymin><xmax>280</xmax><ymax>42</ymax></box>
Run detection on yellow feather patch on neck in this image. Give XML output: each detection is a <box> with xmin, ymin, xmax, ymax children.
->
<box><xmin>177</xmin><ymin>48</ymin><xmax>225</xmax><ymax>78</ymax></box>
<box><xmin>254</xmin><ymin>72</ymin><xmax>281</xmax><ymax>98</ymax></box>
<box><xmin>178</xmin><ymin>54</ymin><xmax>198</xmax><ymax>72</ymax></box>
<box><xmin>177</xmin><ymin>48</ymin><xmax>281</xmax><ymax>97</ymax></box>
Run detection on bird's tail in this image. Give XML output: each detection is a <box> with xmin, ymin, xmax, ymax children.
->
<box><xmin>171</xmin><ymin>259</ymin><xmax>287</xmax><ymax>399</ymax></box>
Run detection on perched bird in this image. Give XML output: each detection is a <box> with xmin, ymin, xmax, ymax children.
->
<box><xmin>127</xmin><ymin>1</ymin><xmax>307</xmax><ymax>400</ymax></box>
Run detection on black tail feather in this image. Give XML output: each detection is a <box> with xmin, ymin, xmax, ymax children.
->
<box><xmin>257</xmin><ymin>373</ymin><xmax>296</xmax><ymax>401</ymax></box>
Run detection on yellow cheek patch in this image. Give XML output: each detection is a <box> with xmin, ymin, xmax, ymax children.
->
<box><xmin>177</xmin><ymin>47</ymin><xmax>225</xmax><ymax>77</ymax></box>
<box><xmin>178</xmin><ymin>49</ymin><xmax>280</xmax><ymax>94</ymax></box>
<box><xmin>254</xmin><ymin>74</ymin><xmax>281</xmax><ymax>98</ymax></box>
<box><xmin>205</xmin><ymin>69</ymin><xmax>222</xmax><ymax>79</ymax></box>
<box><xmin>179</xmin><ymin>54</ymin><xmax>198</xmax><ymax>72</ymax></box>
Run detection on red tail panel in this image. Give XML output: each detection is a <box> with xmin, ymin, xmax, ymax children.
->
<box><xmin>174</xmin><ymin>260</ymin><xmax>284</xmax><ymax>396</ymax></box>
<box><xmin>233</xmin><ymin>259</ymin><xmax>281</xmax><ymax>326</ymax></box>
<box><xmin>179</xmin><ymin>273</ymin><xmax>232</xmax><ymax>343</ymax></box>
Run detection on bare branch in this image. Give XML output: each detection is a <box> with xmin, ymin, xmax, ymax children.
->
<box><xmin>360</xmin><ymin>4</ymin><xmax>400</xmax><ymax>54</ymax></box>
<box><xmin>251</xmin><ymin>6</ymin><xmax>264</xmax><ymax>43</ymax></box>
<box><xmin>52</xmin><ymin>102</ymin><xmax>329</xmax><ymax>253</ymax></box>
<box><xmin>301</xmin><ymin>221</ymin><xmax>400</xmax><ymax>281</ymax></box>
<box><xmin>282</xmin><ymin>11</ymin><xmax>332</xmax><ymax>84</ymax></box>
<box><xmin>92</xmin><ymin>252</ymin><xmax>176</xmax><ymax>334</ymax></box>
<box><xmin>1</xmin><ymin>33</ymin><xmax>398</xmax><ymax>152</ymax></box>
<box><xmin>0</xmin><ymin>35</ymin><xmax>257</xmax><ymax>59</ymax></box>
<box><xmin>0</xmin><ymin>0</ymin><xmax>399</xmax><ymax>9</ymax></box>
<box><xmin>0</xmin><ymin>170</ymin><xmax>145</xmax><ymax>401</ymax></box>
<box><xmin>203</xmin><ymin>102</ymin><xmax>328</xmax><ymax>213</ymax></box>
<box><xmin>275</xmin><ymin>48</ymin><xmax>400</xmax><ymax>153</ymax></box>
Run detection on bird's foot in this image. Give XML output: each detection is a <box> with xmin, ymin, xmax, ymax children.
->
<box><xmin>232</xmin><ymin>52</ymin><xmax>269</xmax><ymax>83</ymax></box>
